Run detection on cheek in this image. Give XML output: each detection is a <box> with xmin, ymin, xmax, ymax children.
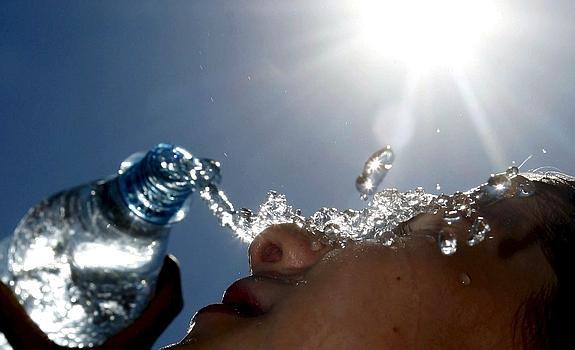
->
<box><xmin>263</xmin><ymin>248</ymin><xmax>419</xmax><ymax>349</ymax></box>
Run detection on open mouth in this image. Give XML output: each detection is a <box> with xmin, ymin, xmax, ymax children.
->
<box><xmin>193</xmin><ymin>302</ymin><xmax>261</xmax><ymax>318</ymax></box>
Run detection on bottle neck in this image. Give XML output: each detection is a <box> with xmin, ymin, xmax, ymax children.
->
<box><xmin>116</xmin><ymin>144</ymin><xmax>196</xmax><ymax>225</ymax></box>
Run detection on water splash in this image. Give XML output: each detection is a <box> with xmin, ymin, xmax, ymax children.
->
<box><xmin>199</xmin><ymin>153</ymin><xmax>536</xmax><ymax>256</ymax></box>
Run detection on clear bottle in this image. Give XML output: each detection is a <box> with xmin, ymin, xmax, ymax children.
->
<box><xmin>0</xmin><ymin>143</ymin><xmax>210</xmax><ymax>348</ymax></box>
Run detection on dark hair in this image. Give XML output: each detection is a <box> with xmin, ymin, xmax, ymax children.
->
<box><xmin>515</xmin><ymin>172</ymin><xmax>574</xmax><ymax>350</ymax></box>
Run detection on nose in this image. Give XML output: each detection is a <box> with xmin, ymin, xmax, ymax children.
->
<box><xmin>248</xmin><ymin>223</ymin><xmax>332</xmax><ymax>277</ymax></box>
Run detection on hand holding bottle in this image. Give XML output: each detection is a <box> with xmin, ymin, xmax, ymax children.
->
<box><xmin>0</xmin><ymin>255</ymin><xmax>183</xmax><ymax>350</ymax></box>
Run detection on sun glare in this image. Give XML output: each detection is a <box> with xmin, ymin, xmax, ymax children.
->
<box><xmin>367</xmin><ymin>158</ymin><xmax>383</xmax><ymax>173</ymax></box>
<box><xmin>356</xmin><ymin>0</ymin><xmax>500</xmax><ymax>69</ymax></box>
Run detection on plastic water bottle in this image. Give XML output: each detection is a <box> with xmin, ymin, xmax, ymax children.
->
<box><xmin>0</xmin><ymin>143</ymin><xmax>216</xmax><ymax>348</ymax></box>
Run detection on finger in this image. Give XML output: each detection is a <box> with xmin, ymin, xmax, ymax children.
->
<box><xmin>100</xmin><ymin>255</ymin><xmax>183</xmax><ymax>349</ymax></box>
<box><xmin>0</xmin><ymin>283</ymin><xmax>64</xmax><ymax>350</ymax></box>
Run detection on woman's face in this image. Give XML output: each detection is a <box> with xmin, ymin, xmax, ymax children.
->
<box><xmin>166</xmin><ymin>196</ymin><xmax>554</xmax><ymax>350</ymax></box>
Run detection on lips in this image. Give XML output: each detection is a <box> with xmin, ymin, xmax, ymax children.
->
<box><xmin>192</xmin><ymin>276</ymin><xmax>268</xmax><ymax>318</ymax></box>
<box><xmin>193</xmin><ymin>275</ymin><xmax>274</xmax><ymax>320</ymax></box>
<box><xmin>221</xmin><ymin>276</ymin><xmax>268</xmax><ymax>317</ymax></box>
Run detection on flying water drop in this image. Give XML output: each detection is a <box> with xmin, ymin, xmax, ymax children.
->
<box><xmin>356</xmin><ymin>146</ymin><xmax>394</xmax><ymax>198</ymax></box>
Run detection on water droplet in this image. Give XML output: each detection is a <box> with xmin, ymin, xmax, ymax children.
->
<box><xmin>436</xmin><ymin>183</ymin><xmax>441</xmax><ymax>191</ymax></box>
<box><xmin>247</xmin><ymin>75</ymin><xmax>252</xmax><ymax>81</ymax></box>
<box><xmin>292</xmin><ymin>214</ymin><xmax>306</xmax><ymax>228</ymax></box>
<box><xmin>438</xmin><ymin>230</ymin><xmax>457</xmax><ymax>255</ymax></box>
<box><xmin>324</xmin><ymin>223</ymin><xmax>341</xmax><ymax>235</ymax></box>
<box><xmin>435</xmin><ymin>194</ymin><xmax>450</xmax><ymax>208</ymax></box>
<box><xmin>305</xmin><ymin>207</ymin><xmax>339</xmax><ymax>233</ymax></box>
<box><xmin>482</xmin><ymin>173</ymin><xmax>512</xmax><ymax>201</ymax></box>
<box><xmin>356</xmin><ymin>146</ymin><xmax>394</xmax><ymax>195</ymax></box>
<box><xmin>233</xmin><ymin>208</ymin><xmax>254</xmax><ymax>231</ymax></box>
<box><xmin>196</xmin><ymin>159</ymin><xmax>222</xmax><ymax>185</ymax></box>
<box><xmin>542</xmin><ymin>148</ymin><xmax>547</xmax><ymax>154</ymax></box>
<box><xmin>467</xmin><ymin>216</ymin><xmax>490</xmax><ymax>246</ymax></box>
<box><xmin>443</xmin><ymin>210</ymin><xmax>461</xmax><ymax>224</ymax></box>
<box><xmin>516</xmin><ymin>178</ymin><xmax>536</xmax><ymax>197</ymax></box>
<box><xmin>451</xmin><ymin>192</ymin><xmax>473</xmax><ymax>214</ymax></box>
<box><xmin>458</xmin><ymin>273</ymin><xmax>471</xmax><ymax>286</ymax></box>
<box><xmin>376</xmin><ymin>230</ymin><xmax>396</xmax><ymax>246</ymax></box>
<box><xmin>360</xmin><ymin>193</ymin><xmax>369</xmax><ymax>201</ymax></box>
<box><xmin>436</xmin><ymin>128</ymin><xmax>441</xmax><ymax>133</ymax></box>
<box><xmin>505</xmin><ymin>166</ymin><xmax>519</xmax><ymax>178</ymax></box>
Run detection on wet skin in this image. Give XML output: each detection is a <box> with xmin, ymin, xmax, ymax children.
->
<box><xmin>164</xmin><ymin>195</ymin><xmax>554</xmax><ymax>350</ymax></box>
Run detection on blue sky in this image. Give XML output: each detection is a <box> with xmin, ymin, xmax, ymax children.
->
<box><xmin>2</xmin><ymin>1</ymin><xmax>575</xmax><ymax>347</ymax></box>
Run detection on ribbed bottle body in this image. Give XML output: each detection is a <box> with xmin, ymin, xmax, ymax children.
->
<box><xmin>1</xmin><ymin>179</ymin><xmax>170</xmax><ymax>347</ymax></box>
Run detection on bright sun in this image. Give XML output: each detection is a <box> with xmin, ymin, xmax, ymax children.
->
<box><xmin>356</xmin><ymin>0</ymin><xmax>501</xmax><ymax>69</ymax></box>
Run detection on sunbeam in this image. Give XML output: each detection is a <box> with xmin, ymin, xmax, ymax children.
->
<box><xmin>452</xmin><ymin>68</ymin><xmax>507</xmax><ymax>169</ymax></box>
